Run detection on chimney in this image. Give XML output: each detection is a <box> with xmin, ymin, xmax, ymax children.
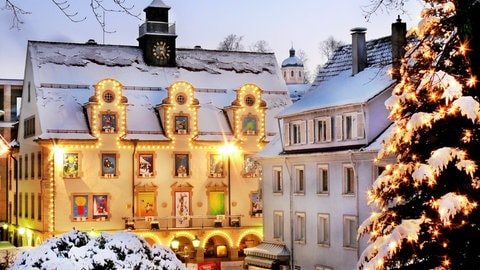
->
<box><xmin>351</xmin><ymin>27</ymin><xmax>367</xmax><ymax>75</ymax></box>
<box><xmin>391</xmin><ymin>16</ymin><xmax>407</xmax><ymax>80</ymax></box>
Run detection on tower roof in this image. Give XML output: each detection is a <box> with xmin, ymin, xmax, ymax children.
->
<box><xmin>281</xmin><ymin>47</ymin><xmax>303</xmax><ymax>67</ymax></box>
<box><xmin>145</xmin><ymin>0</ymin><xmax>170</xmax><ymax>10</ymax></box>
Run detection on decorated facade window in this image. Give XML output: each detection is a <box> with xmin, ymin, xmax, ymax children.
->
<box><xmin>102</xmin><ymin>90</ymin><xmax>115</xmax><ymax>103</ymax></box>
<box><xmin>101</xmin><ymin>111</ymin><xmax>117</xmax><ymax>133</ymax></box>
<box><xmin>175</xmin><ymin>93</ymin><xmax>186</xmax><ymax>105</ymax></box>
<box><xmin>63</xmin><ymin>152</ymin><xmax>80</xmax><ymax>178</ymax></box>
<box><xmin>101</xmin><ymin>153</ymin><xmax>119</xmax><ymax>178</ymax></box>
<box><xmin>175</xmin><ymin>115</ymin><xmax>188</xmax><ymax>134</ymax></box>
<box><xmin>138</xmin><ymin>153</ymin><xmax>155</xmax><ymax>177</ymax></box>
<box><xmin>244</xmin><ymin>94</ymin><xmax>255</xmax><ymax>106</ymax></box>
<box><xmin>174</xmin><ymin>153</ymin><xmax>190</xmax><ymax>177</ymax></box>
<box><xmin>72</xmin><ymin>193</ymin><xmax>110</xmax><ymax>221</ymax></box>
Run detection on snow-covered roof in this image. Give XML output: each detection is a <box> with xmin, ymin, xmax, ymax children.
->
<box><xmin>28</xmin><ymin>41</ymin><xmax>291</xmax><ymax>141</ymax></box>
<box><xmin>287</xmin><ymin>83</ymin><xmax>311</xmax><ymax>102</ymax></box>
<box><xmin>311</xmin><ymin>36</ymin><xmax>392</xmax><ymax>88</ymax></box>
<box><xmin>277</xmin><ymin>66</ymin><xmax>394</xmax><ymax>117</ymax></box>
<box><xmin>277</xmin><ymin>35</ymin><xmax>394</xmax><ymax>118</ymax></box>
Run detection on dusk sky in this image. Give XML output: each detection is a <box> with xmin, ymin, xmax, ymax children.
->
<box><xmin>0</xmin><ymin>0</ymin><xmax>424</xmax><ymax>80</ymax></box>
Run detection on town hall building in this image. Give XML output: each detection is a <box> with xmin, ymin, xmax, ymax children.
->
<box><xmin>5</xmin><ymin>0</ymin><xmax>292</xmax><ymax>268</ymax></box>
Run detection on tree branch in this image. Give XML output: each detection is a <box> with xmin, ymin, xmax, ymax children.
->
<box><xmin>3</xmin><ymin>0</ymin><xmax>31</xmax><ymax>29</ymax></box>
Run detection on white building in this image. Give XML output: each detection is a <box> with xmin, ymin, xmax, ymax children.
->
<box><xmin>255</xmin><ymin>18</ymin><xmax>407</xmax><ymax>270</ymax></box>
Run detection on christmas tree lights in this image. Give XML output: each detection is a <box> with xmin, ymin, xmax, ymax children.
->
<box><xmin>358</xmin><ymin>1</ymin><xmax>480</xmax><ymax>269</ymax></box>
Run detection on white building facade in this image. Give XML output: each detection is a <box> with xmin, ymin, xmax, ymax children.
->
<box><xmin>256</xmin><ymin>19</ymin><xmax>407</xmax><ymax>270</ymax></box>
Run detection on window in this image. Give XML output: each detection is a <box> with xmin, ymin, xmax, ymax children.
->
<box><xmin>19</xmin><ymin>156</ymin><xmax>23</xmax><ymax>180</ymax></box>
<box><xmin>316</xmin><ymin>164</ymin><xmax>329</xmax><ymax>194</ymax></box>
<box><xmin>25</xmin><ymin>193</ymin><xmax>29</xmax><ymax>218</ymax></box>
<box><xmin>31</xmin><ymin>153</ymin><xmax>35</xmax><ymax>179</ymax></box>
<box><xmin>315</xmin><ymin>266</ymin><xmax>333</xmax><ymax>270</ymax></box>
<box><xmin>37</xmin><ymin>152</ymin><xmax>42</xmax><ymax>178</ymax></box>
<box><xmin>335</xmin><ymin>112</ymin><xmax>364</xmax><ymax>141</ymax></box>
<box><xmin>24</xmin><ymin>116</ymin><xmax>35</xmax><ymax>138</ymax></box>
<box><xmin>294</xmin><ymin>165</ymin><xmax>305</xmax><ymax>194</ymax></box>
<box><xmin>283</xmin><ymin>120</ymin><xmax>307</xmax><ymax>146</ymax></box>
<box><xmin>291</xmin><ymin>70</ymin><xmax>294</xmax><ymax>77</ymax></box>
<box><xmin>273</xmin><ymin>211</ymin><xmax>284</xmax><ymax>240</ymax></box>
<box><xmin>292</xmin><ymin>122</ymin><xmax>301</xmax><ymax>144</ymax></box>
<box><xmin>14</xmin><ymin>193</ymin><xmax>17</xmax><ymax>216</ymax></box>
<box><xmin>344</xmin><ymin>216</ymin><xmax>358</xmax><ymax>248</ymax></box>
<box><xmin>19</xmin><ymin>192</ymin><xmax>22</xmax><ymax>217</ymax></box>
<box><xmin>102</xmin><ymin>90</ymin><xmax>115</xmax><ymax>103</ymax></box>
<box><xmin>315</xmin><ymin>117</ymin><xmax>332</xmax><ymax>143</ymax></box>
<box><xmin>25</xmin><ymin>154</ymin><xmax>28</xmax><ymax>179</ymax></box>
<box><xmin>272</xmin><ymin>167</ymin><xmax>283</xmax><ymax>193</ymax></box>
<box><xmin>244</xmin><ymin>95</ymin><xmax>255</xmax><ymax>106</ymax></box>
<box><xmin>343</xmin><ymin>165</ymin><xmax>355</xmax><ymax>195</ymax></box>
<box><xmin>31</xmin><ymin>193</ymin><xmax>35</xmax><ymax>219</ymax></box>
<box><xmin>176</xmin><ymin>93</ymin><xmax>186</xmax><ymax>105</ymax></box>
<box><xmin>317</xmin><ymin>214</ymin><xmax>330</xmax><ymax>246</ymax></box>
<box><xmin>295</xmin><ymin>212</ymin><xmax>306</xmax><ymax>243</ymax></box>
<box><xmin>38</xmin><ymin>194</ymin><xmax>42</xmax><ymax>221</ymax></box>
<box><xmin>374</xmin><ymin>165</ymin><xmax>386</xmax><ymax>184</ymax></box>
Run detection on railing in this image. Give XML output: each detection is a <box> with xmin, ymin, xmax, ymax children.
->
<box><xmin>122</xmin><ymin>215</ymin><xmax>242</xmax><ymax>230</ymax></box>
<box><xmin>138</xmin><ymin>21</ymin><xmax>176</xmax><ymax>36</ymax></box>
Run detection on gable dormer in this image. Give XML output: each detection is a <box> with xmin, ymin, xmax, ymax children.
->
<box><xmin>226</xmin><ymin>84</ymin><xmax>267</xmax><ymax>146</ymax></box>
<box><xmin>156</xmin><ymin>81</ymin><xmax>199</xmax><ymax>143</ymax></box>
<box><xmin>84</xmin><ymin>78</ymin><xmax>128</xmax><ymax>144</ymax></box>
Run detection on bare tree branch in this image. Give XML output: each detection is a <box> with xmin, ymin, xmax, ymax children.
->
<box><xmin>361</xmin><ymin>0</ymin><xmax>410</xmax><ymax>22</ymax></box>
<box><xmin>3</xmin><ymin>0</ymin><xmax>31</xmax><ymax>29</ymax></box>
<box><xmin>89</xmin><ymin>0</ymin><xmax>141</xmax><ymax>34</ymax></box>
<box><xmin>51</xmin><ymin>0</ymin><xmax>86</xmax><ymax>23</ymax></box>
<box><xmin>2</xmin><ymin>0</ymin><xmax>141</xmax><ymax>34</ymax></box>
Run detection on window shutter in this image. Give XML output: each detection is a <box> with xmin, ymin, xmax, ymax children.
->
<box><xmin>356</xmin><ymin>112</ymin><xmax>365</xmax><ymax>139</ymax></box>
<box><xmin>335</xmin><ymin>115</ymin><xmax>343</xmax><ymax>141</ymax></box>
<box><xmin>300</xmin><ymin>120</ymin><xmax>307</xmax><ymax>145</ymax></box>
<box><xmin>326</xmin><ymin>117</ymin><xmax>332</xmax><ymax>142</ymax></box>
<box><xmin>308</xmin><ymin>119</ymin><xmax>314</xmax><ymax>144</ymax></box>
<box><xmin>284</xmin><ymin>123</ymin><xmax>290</xmax><ymax>146</ymax></box>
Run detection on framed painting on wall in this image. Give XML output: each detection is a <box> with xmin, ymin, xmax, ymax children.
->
<box><xmin>101</xmin><ymin>153</ymin><xmax>117</xmax><ymax>177</ymax></box>
<box><xmin>72</xmin><ymin>194</ymin><xmax>89</xmax><ymax>221</ymax></box>
<box><xmin>208</xmin><ymin>191</ymin><xmax>225</xmax><ymax>216</ymax></box>
<box><xmin>138</xmin><ymin>153</ymin><xmax>154</xmax><ymax>177</ymax></box>
<box><xmin>63</xmin><ymin>153</ymin><xmax>79</xmax><ymax>178</ymax></box>
<box><xmin>101</xmin><ymin>112</ymin><xmax>117</xmax><ymax>133</ymax></box>
<box><xmin>242</xmin><ymin>155</ymin><xmax>259</xmax><ymax>178</ymax></box>
<box><xmin>175</xmin><ymin>115</ymin><xmax>188</xmax><ymax>134</ymax></box>
<box><xmin>175</xmin><ymin>191</ymin><xmax>190</xmax><ymax>227</ymax></box>
<box><xmin>209</xmin><ymin>154</ymin><xmax>224</xmax><ymax>178</ymax></box>
<box><xmin>250</xmin><ymin>191</ymin><xmax>263</xmax><ymax>217</ymax></box>
<box><xmin>174</xmin><ymin>153</ymin><xmax>189</xmax><ymax>177</ymax></box>
<box><xmin>243</xmin><ymin>117</ymin><xmax>257</xmax><ymax>135</ymax></box>
<box><xmin>92</xmin><ymin>194</ymin><xmax>109</xmax><ymax>220</ymax></box>
<box><xmin>138</xmin><ymin>191</ymin><xmax>156</xmax><ymax>217</ymax></box>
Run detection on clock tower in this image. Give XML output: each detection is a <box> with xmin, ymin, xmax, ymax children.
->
<box><xmin>138</xmin><ymin>0</ymin><xmax>177</xmax><ymax>67</ymax></box>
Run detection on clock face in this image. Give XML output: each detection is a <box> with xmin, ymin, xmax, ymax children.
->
<box><xmin>152</xmin><ymin>41</ymin><xmax>170</xmax><ymax>62</ymax></box>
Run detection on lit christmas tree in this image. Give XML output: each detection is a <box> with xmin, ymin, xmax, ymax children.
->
<box><xmin>358</xmin><ymin>1</ymin><xmax>480</xmax><ymax>269</ymax></box>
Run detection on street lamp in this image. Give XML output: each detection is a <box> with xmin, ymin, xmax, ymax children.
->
<box><xmin>171</xmin><ymin>235</ymin><xmax>180</xmax><ymax>252</ymax></box>
<box><xmin>219</xmin><ymin>143</ymin><xmax>238</xmax><ymax>226</ymax></box>
<box><xmin>192</xmin><ymin>235</ymin><xmax>200</xmax><ymax>249</ymax></box>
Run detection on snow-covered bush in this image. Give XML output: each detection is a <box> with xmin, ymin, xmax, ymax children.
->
<box><xmin>10</xmin><ymin>230</ymin><xmax>185</xmax><ymax>270</ymax></box>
